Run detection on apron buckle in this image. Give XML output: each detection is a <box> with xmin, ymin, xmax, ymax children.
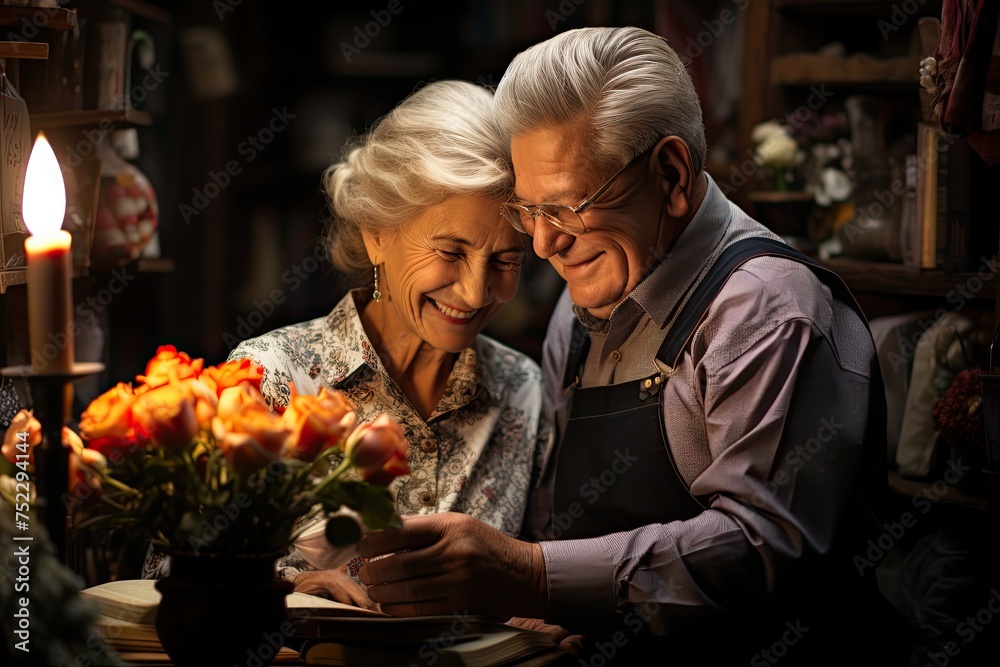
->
<box><xmin>638</xmin><ymin>373</ymin><xmax>664</xmax><ymax>400</ymax></box>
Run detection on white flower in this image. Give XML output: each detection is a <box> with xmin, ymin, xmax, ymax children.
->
<box><xmin>814</xmin><ymin>167</ymin><xmax>853</xmax><ymax>205</ymax></box>
<box><xmin>751</xmin><ymin>120</ymin><xmax>786</xmax><ymax>144</ymax></box>
<box><xmin>754</xmin><ymin>132</ymin><xmax>804</xmax><ymax>169</ymax></box>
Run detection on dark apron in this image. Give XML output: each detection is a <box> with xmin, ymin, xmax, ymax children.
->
<box><xmin>547</xmin><ymin>237</ymin><xmax>912</xmax><ymax>665</ymax></box>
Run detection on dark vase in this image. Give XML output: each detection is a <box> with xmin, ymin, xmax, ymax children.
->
<box><xmin>154</xmin><ymin>552</ymin><xmax>293</xmax><ymax>667</ymax></box>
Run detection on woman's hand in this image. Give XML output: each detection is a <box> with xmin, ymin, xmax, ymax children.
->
<box><xmin>506</xmin><ymin>617</ymin><xmax>585</xmax><ymax>657</ymax></box>
<box><xmin>293</xmin><ymin>566</ymin><xmax>378</xmax><ymax>610</ymax></box>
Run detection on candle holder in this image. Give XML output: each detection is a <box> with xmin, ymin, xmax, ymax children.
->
<box><xmin>1</xmin><ymin>362</ymin><xmax>104</xmax><ymax>565</ymax></box>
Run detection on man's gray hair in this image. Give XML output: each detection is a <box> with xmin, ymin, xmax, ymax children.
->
<box><xmin>323</xmin><ymin>79</ymin><xmax>513</xmax><ymax>280</ymax></box>
<box><xmin>493</xmin><ymin>26</ymin><xmax>707</xmax><ymax>175</ymax></box>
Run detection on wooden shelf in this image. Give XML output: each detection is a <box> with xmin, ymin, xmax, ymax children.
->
<box><xmin>771</xmin><ymin>53</ymin><xmax>922</xmax><ymax>86</ymax></box>
<box><xmin>78</xmin><ymin>258</ymin><xmax>174</xmax><ymax>277</ymax></box>
<box><xmin>0</xmin><ymin>41</ymin><xmax>47</xmax><ymax>60</ymax></box>
<box><xmin>889</xmin><ymin>470</ymin><xmax>988</xmax><ymax>512</ymax></box>
<box><xmin>0</xmin><ymin>6</ymin><xmax>77</xmax><ymax>30</ymax></box>
<box><xmin>749</xmin><ymin>190</ymin><xmax>815</xmax><ymax>204</ymax></box>
<box><xmin>822</xmin><ymin>257</ymin><xmax>997</xmax><ymax>300</ymax></box>
<box><xmin>30</xmin><ymin>108</ymin><xmax>152</xmax><ymax>131</ymax></box>
<box><xmin>134</xmin><ymin>257</ymin><xmax>173</xmax><ymax>273</ymax></box>
<box><xmin>109</xmin><ymin>0</ymin><xmax>172</xmax><ymax>24</ymax></box>
<box><xmin>0</xmin><ymin>267</ymin><xmax>26</xmax><ymax>294</ymax></box>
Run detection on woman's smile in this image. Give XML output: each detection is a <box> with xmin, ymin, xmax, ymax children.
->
<box><xmin>427</xmin><ymin>298</ymin><xmax>479</xmax><ymax>322</ymax></box>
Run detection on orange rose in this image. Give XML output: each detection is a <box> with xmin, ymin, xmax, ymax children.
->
<box><xmin>65</xmin><ymin>427</ymin><xmax>106</xmax><ymax>502</ymax></box>
<box><xmin>140</xmin><ymin>376</ymin><xmax>217</xmax><ymax>431</ymax></box>
<box><xmin>178</xmin><ymin>377</ymin><xmax>219</xmax><ymax>431</ymax></box>
<box><xmin>79</xmin><ymin>382</ymin><xmax>144</xmax><ymax>458</ymax></box>
<box><xmin>212</xmin><ymin>405</ymin><xmax>290</xmax><ymax>474</ymax></box>
<box><xmin>217</xmin><ymin>383</ymin><xmax>269</xmax><ymax>422</ymax></box>
<box><xmin>214</xmin><ymin>432</ymin><xmax>277</xmax><ymax>475</ymax></box>
<box><xmin>213</xmin><ymin>384</ymin><xmax>289</xmax><ymax>474</ymax></box>
<box><xmin>282</xmin><ymin>387</ymin><xmax>358</xmax><ymax>461</ymax></box>
<box><xmin>2</xmin><ymin>409</ymin><xmax>41</xmax><ymax>465</ymax></box>
<box><xmin>202</xmin><ymin>358</ymin><xmax>265</xmax><ymax>397</ymax></box>
<box><xmin>136</xmin><ymin>345</ymin><xmax>204</xmax><ymax>391</ymax></box>
<box><xmin>132</xmin><ymin>382</ymin><xmax>200</xmax><ymax>453</ymax></box>
<box><xmin>344</xmin><ymin>413</ymin><xmax>409</xmax><ymax>485</ymax></box>
<box><xmin>227</xmin><ymin>406</ymin><xmax>289</xmax><ymax>454</ymax></box>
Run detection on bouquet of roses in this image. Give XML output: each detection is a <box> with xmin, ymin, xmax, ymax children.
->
<box><xmin>1</xmin><ymin>345</ymin><xmax>409</xmax><ymax>560</ymax></box>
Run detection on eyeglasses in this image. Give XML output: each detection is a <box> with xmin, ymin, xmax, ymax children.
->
<box><xmin>500</xmin><ymin>146</ymin><xmax>653</xmax><ymax>237</ymax></box>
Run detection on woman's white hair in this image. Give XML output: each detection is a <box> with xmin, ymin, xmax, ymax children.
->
<box><xmin>323</xmin><ymin>79</ymin><xmax>512</xmax><ymax>280</ymax></box>
<box><xmin>493</xmin><ymin>26</ymin><xmax>707</xmax><ymax>175</ymax></box>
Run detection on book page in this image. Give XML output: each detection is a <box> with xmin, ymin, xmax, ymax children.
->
<box><xmin>79</xmin><ymin>580</ymin><xmax>162</xmax><ymax>625</ymax></box>
<box><xmin>79</xmin><ymin>579</ymin><xmax>392</xmax><ymax>626</ymax></box>
<box><xmin>287</xmin><ymin>591</ymin><xmax>387</xmax><ymax>617</ymax></box>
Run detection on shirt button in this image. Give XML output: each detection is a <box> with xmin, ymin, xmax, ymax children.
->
<box><xmin>609</xmin><ymin>350</ymin><xmax>622</xmax><ymax>362</ymax></box>
<box><xmin>418</xmin><ymin>491</ymin><xmax>435</xmax><ymax>506</ymax></box>
<box><xmin>420</xmin><ymin>438</ymin><xmax>437</xmax><ymax>453</ymax></box>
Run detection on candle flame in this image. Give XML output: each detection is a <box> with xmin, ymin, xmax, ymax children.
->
<box><xmin>22</xmin><ymin>132</ymin><xmax>67</xmax><ymax>238</ymax></box>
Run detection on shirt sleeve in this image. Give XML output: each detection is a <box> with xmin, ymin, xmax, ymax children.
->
<box><xmin>541</xmin><ymin>270</ymin><xmax>874</xmax><ymax>635</ymax></box>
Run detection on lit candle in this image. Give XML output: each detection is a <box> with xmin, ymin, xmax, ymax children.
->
<box><xmin>23</xmin><ymin>131</ymin><xmax>72</xmax><ymax>374</ymax></box>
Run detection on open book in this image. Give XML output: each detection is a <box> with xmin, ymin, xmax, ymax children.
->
<box><xmin>80</xmin><ymin>579</ymin><xmax>310</xmax><ymax>665</ymax></box>
<box><xmin>79</xmin><ymin>578</ymin><xmax>387</xmax><ymax>627</ymax></box>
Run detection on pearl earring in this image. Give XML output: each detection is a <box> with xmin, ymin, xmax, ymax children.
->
<box><xmin>373</xmin><ymin>265</ymin><xmax>382</xmax><ymax>303</ymax></box>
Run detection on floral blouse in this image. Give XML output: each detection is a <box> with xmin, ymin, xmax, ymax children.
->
<box><xmin>234</xmin><ymin>289</ymin><xmax>542</xmax><ymax>580</ymax></box>
<box><xmin>140</xmin><ymin>289</ymin><xmax>542</xmax><ymax>581</ymax></box>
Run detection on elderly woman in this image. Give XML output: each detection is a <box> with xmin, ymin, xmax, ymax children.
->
<box><xmin>205</xmin><ymin>79</ymin><xmax>541</xmax><ymax>605</ymax></box>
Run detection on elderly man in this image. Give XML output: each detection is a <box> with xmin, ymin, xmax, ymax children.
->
<box><xmin>358</xmin><ymin>26</ymin><xmax>913</xmax><ymax>664</ymax></box>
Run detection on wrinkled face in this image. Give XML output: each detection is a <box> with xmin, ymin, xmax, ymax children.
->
<box><xmin>369</xmin><ymin>195</ymin><xmax>525</xmax><ymax>354</ymax></box>
<box><xmin>510</xmin><ymin>123</ymin><xmax>667</xmax><ymax>320</ymax></box>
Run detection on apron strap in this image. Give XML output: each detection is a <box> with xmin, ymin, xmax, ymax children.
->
<box><xmin>561</xmin><ymin>318</ymin><xmax>590</xmax><ymax>395</ymax></box>
<box><xmin>654</xmin><ymin>236</ymin><xmax>890</xmax><ymax>554</ymax></box>
<box><xmin>657</xmin><ymin>236</ymin><xmax>867</xmax><ymax>366</ymax></box>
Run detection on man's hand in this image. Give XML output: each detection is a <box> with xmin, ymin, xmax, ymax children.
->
<box><xmin>293</xmin><ymin>566</ymin><xmax>378</xmax><ymax>610</ymax></box>
<box><xmin>357</xmin><ymin>512</ymin><xmax>547</xmax><ymax>620</ymax></box>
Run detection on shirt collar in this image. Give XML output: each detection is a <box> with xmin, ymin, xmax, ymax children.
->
<box><xmin>321</xmin><ymin>289</ymin><xmax>374</xmax><ymax>387</ymax></box>
<box><xmin>435</xmin><ymin>344</ymin><xmax>485</xmax><ymax>417</ymax></box>
<box><xmin>327</xmin><ymin>288</ymin><xmax>487</xmax><ymax>415</ymax></box>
